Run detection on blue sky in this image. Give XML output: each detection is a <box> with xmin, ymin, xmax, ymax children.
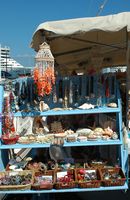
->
<box><xmin>0</xmin><ymin>0</ymin><xmax>130</xmax><ymax>67</ymax></box>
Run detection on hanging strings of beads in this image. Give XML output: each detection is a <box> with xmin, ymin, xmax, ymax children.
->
<box><xmin>33</xmin><ymin>42</ymin><xmax>55</xmax><ymax>97</ymax></box>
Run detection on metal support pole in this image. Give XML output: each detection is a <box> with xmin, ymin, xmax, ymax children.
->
<box><xmin>126</xmin><ymin>40</ymin><xmax>130</xmax><ymax>130</ymax></box>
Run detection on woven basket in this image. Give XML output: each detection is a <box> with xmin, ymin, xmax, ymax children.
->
<box><xmin>32</xmin><ymin>171</ymin><xmax>53</xmax><ymax>190</ymax></box>
<box><xmin>54</xmin><ymin>181</ymin><xmax>76</xmax><ymax>189</ymax></box>
<box><xmin>89</xmin><ymin>161</ymin><xmax>107</xmax><ymax>169</ymax></box>
<box><xmin>75</xmin><ymin>168</ymin><xmax>101</xmax><ymax>188</ymax></box>
<box><xmin>54</xmin><ymin>169</ymin><xmax>76</xmax><ymax>189</ymax></box>
<box><xmin>0</xmin><ymin>170</ymin><xmax>34</xmax><ymax>190</ymax></box>
<box><xmin>100</xmin><ymin>167</ymin><xmax>126</xmax><ymax>186</ymax></box>
<box><xmin>32</xmin><ymin>183</ymin><xmax>53</xmax><ymax>190</ymax></box>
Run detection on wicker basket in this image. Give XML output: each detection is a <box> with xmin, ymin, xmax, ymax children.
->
<box><xmin>89</xmin><ymin>161</ymin><xmax>107</xmax><ymax>169</ymax></box>
<box><xmin>0</xmin><ymin>170</ymin><xmax>34</xmax><ymax>190</ymax></box>
<box><xmin>32</xmin><ymin>171</ymin><xmax>53</xmax><ymax>190</ymax></box>
<box><xmin>54</xmin><ymin>181</ymin><xmax>76</xmax><ymax>189</ymax></box>
<box><xmin>1</xmin><ymin>135</ymin><xmax>19</xmax><ymax>145</ymax></box>
<box><xmin>100</xmin><ymin>167</ymin><xmax>126</xmax><ymax>186</ymax></box>
<box><xmin>54</xmin><ymin>169</ymin><xmax>76</xmax><ymax>189</ymax></box>
<box><xmin>75</xmin><ymin>168</ymin><xmax>101</xmax><ymax>188</ymax></box>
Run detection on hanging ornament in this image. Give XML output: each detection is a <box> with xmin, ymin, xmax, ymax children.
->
<box><xmin>33</xmin><ymin>42</ymin><xmax>55</xmax><ymax>97</ymax></box>
<box><xmin>1</xmin><ymin>92</ymin><xmax>19</xmax><ymax>145</ymax></box>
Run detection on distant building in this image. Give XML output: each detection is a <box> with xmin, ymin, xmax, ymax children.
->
<box><xmin>0</xmin><ymin>45</ymin><xmax>24</xmax><ymax>71</ymax></box>
<box><xmin>102</xmin><ymin>66</ymin><xmax>127</xmax><ymax>74</ymax></box>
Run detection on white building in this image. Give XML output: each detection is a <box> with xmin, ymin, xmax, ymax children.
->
<box><xmin>0</xmin><ymin>45</ymin><xmax>24</xmax><ymax>71</ymax></box>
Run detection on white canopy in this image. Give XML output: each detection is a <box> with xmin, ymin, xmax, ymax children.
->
<box><xmin>31</xmin><ymin>12</ymin><xmax>130</xmax><ymax>74</ymax></box>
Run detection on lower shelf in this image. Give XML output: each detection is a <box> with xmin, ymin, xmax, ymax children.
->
<box><xmin>0</xmin><ymin>183</ymin><xmax>128</xmax><ymax>194</ymax></box>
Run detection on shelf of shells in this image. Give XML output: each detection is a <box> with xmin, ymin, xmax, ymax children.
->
<box><xmin>0</xmin><ymin>112</ymin><xmax>121</xmax><ymax>148</ymax></box>
<box><xmin>0</xmin><ymin>72</ymin><xmax>128</xmax><ymax>193</ymax></box>
<box><xmin>0</xmin><ymin>74</ymin><xmax>121</xmax><ymax>147</ymax></box>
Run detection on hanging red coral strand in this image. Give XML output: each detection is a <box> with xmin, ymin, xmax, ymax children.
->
<box><xmin>34</xmin><ymin>66</ymin><xmax>55</xmax><ymax>96</ymax></box>
<box><xmin>33</xmin><ymin>42</ymin><xmax>55</xmax><ymax>96</ymax></box>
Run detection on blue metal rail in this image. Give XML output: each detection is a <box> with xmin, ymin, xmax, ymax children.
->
<box><xmin>0</xmin><ymin>183</ymin><xmax>128</xmax><ymax>194</ymax></box>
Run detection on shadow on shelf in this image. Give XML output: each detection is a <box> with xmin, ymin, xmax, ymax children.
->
<box><xmin>4</xmin><ymin>190</ymin><xmax>130</xmax><ymax>200</ymax></box>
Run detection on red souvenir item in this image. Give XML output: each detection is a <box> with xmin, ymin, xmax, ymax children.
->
<box><xmin>2</xmin><ymin>93</ymin><xmax>18</xmax><ymax>144</ymax></box>
<box><xmin>33</xmin><ymin>42</ymin><xmax>55</xmax><ymax>97</ymax></box>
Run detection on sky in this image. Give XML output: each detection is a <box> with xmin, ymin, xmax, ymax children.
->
<box><xmin>0</xmin><ymin>0</ymin><xmax>130</xmax><ymax>67</ymax></box>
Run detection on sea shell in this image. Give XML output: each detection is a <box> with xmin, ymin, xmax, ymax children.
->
<box><xmin>94</xmin><ymin>127</ymin><xmax>104</xmax><ymax>134</ymax></box>
<box><xmin>39</xmin><ymin>101</ymin><xmax>50</xmax><ymax>111</ymax></box>
<box><xmin>9</xmin><ymin>165</ymin><xmax>17</xmax><ymax>170</ymax></box>
<box><xmin>103</xmin><ymin>126</ymin><xmax>113</xmax><ymax>136</ymax></box>
<box><xmin>52</xmin><ymin>107</ymin><xmax>63</xmax><ymax>111</ymax></box>
<box><xmin>64</xmin><ymin>129</ymin><xmax>74</xmax><ymax>135</ymax></box>
<box><xmin>78</xmin><ymin>103</ymin><xmax>95</xmax><ymax>109</ymax></box>
<box><xmin>111</xmin><ymin>132</ymin><xmax>118</xmax><ymax>140</ymax></box>
<box><xmin>107</xmin><ymin>103</ymin><xmax>117</xmax><ymax>108</ymax></box>
<box><xmin>76</xmin><ymin>128</ymin><xmax>92</xmax><ymax>135</ymax></box>
<box><xmin>77</xmin><ymin>136</ymin><xmax>87</xmax><ymax>142</ymax></box>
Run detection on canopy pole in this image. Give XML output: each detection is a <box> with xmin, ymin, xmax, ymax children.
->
<box><xmin>126</xmin><ymin>39</ymin><xmax>130</xmax><ymax>130</ymax></box>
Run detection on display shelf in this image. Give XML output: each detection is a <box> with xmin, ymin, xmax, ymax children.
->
<box><xmin>0</xmin><ymin>75</ymin><xmax>128</xmax><ymax>194</ymax></box>
<box><xmin>13</xmin><ymin>107</ymin><xmax>120</xmax><ymax>117</ymax></box>
<box><xmin>0</xmin><ymin>183</ymin><xmax>128</xmax><ymax>194</ymax></box>
<box><xmin>0</xmin><ymin>139</ymin><xmax>122</xmax><ymax>149</ymax></box>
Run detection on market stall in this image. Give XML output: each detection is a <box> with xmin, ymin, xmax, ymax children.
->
<box><xmin>31</xmin><ymin>11</ymin><xmax>130</xmax><ymax>128</ymax></box>
<box><xmin>0</xmin><ymin>12</ymin><xmax>129</xmax><ymax>195</ymax></box>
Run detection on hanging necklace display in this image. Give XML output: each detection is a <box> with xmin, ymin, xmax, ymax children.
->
<box><xmin>69</xmin><ymin>79</ymin><xmax>73</xmax><ymax>105</ymax></box>
<box><xmin>12</xmin><ymin>82</ymin><xmax>20</xmax><ymax>110</ymax></box>
<box><xmin>73</xmin><ymin>83</ymin><xmax>79</xmax><ymax>106</ymax></box>
<box><xmin>14</xmin><ymin>82</ymin><xmax>20</xmax><ymax>96</ymax></box>
<box><xmin>105</xmin><ymin>76</ymin><xmax>110</xmax><ymax>104</ymax></box>
<box><xmin>58</xmin><ymin>79</ymin><xmax>63</xmax><ymax>104</ymax></box>
<box><xmin>33</xmin><ymin>42</ymin><xmax>55</xmax><ymax>97</ymax></box>
<box><xmin>53</xmin><ymin>85</ymin><xmax>57</xmax><ymax>103</ymax></box>
<box><xmin>64</xmin><ymin>87</ymin><xmax>68</xmax><ymax>109</ymax></box>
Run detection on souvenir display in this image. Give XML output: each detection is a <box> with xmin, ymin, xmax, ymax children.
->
<box><xmin>0</xmin><ymin>73</ymin><xmax>127</xmax><ymax>192</ymax></box>
<box><xmin>3</xmin><ymin>111</ymin><xmax>119</xmax><ymax>145</ymax></box>
<box><xmin>0</xmin><ymin>151</ymin><xmax>127</xmax><ymax>190</ymax></box>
